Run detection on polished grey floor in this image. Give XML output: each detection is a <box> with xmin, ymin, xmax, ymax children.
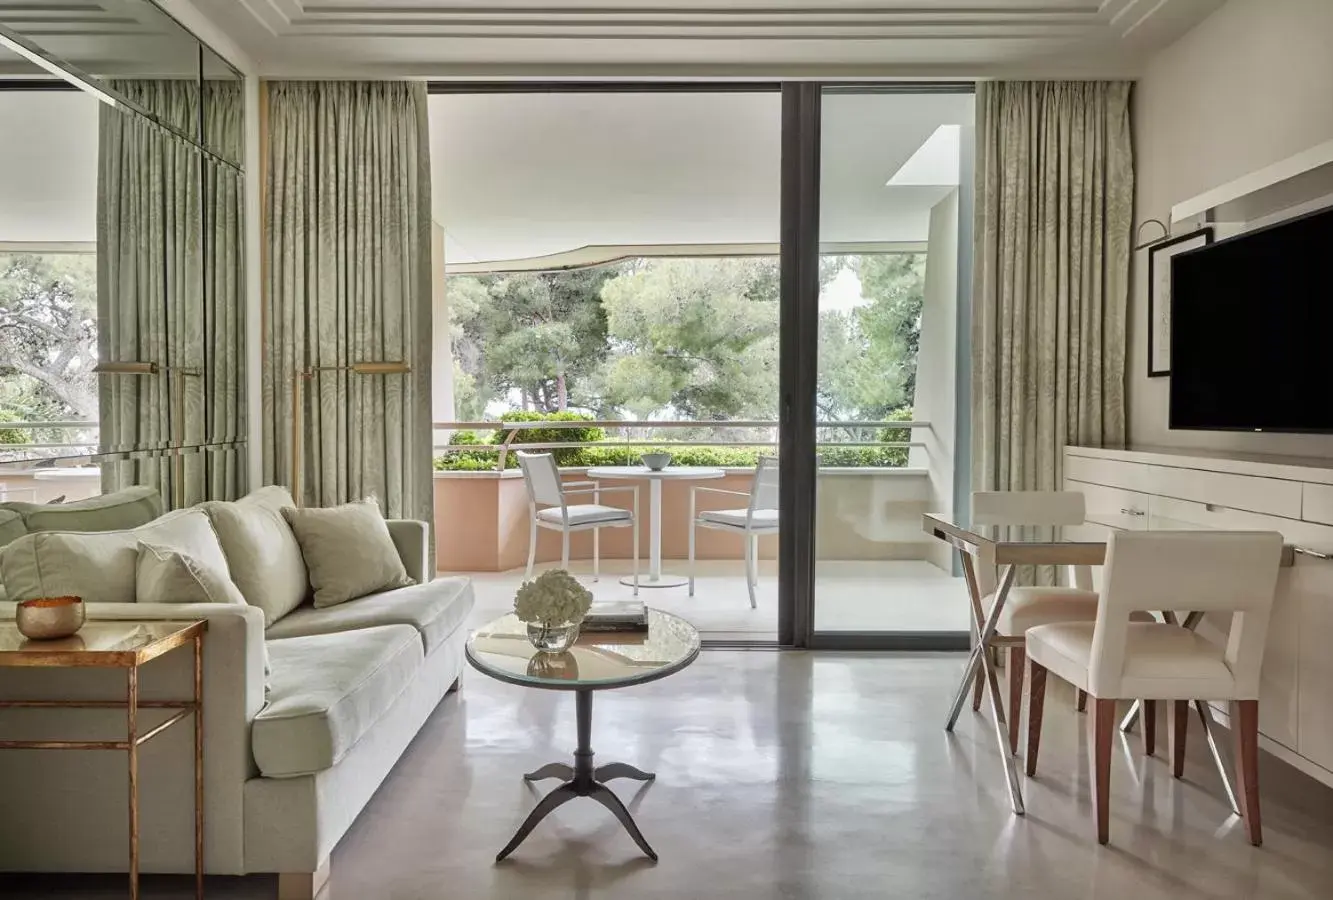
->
<box><xmin>7</xmin><ymin>651</ymin><xmax>1333</xmax><ymax>899</ymax></box>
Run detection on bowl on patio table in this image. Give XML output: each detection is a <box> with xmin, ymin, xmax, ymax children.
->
<box><xmin>640</xmin><ymin>453</ymin><xmax>673</xmax><ymax>472</ymax></box>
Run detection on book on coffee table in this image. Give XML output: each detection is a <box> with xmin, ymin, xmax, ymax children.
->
<box><xmin>582</xmin><ymin>600</ymin><xmax>648</xmax><ymax>632</ymax></box>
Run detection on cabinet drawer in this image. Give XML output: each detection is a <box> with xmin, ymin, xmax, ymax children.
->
<box><xmin>1304</xmin><ymin>482</ymin><xmax>1333</xmax><ymax>527</ymax></box>
<box><xmin>1065</xmin><ymin>479</ymin><xmax>1149</xmax><ymax>530</ymax></box>
<box><xmin>1066</xmin><ymin>456</ymin><xmax>1302</xmax><ymax>519</ymax></box>
<box><xmin>1149</xmin><ymin>496</ymin><xmax>1333</xmax><ymax>553</ymax></box>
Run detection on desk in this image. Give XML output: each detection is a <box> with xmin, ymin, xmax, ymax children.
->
<box><xmin>922</xmin><ymin>514</ymin><xmax>1243</xmax><ymax>817</ymax></box>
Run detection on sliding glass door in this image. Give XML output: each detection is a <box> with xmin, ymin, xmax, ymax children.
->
<box><xmin>779</xmin><ymin>84</ymin><xmax>974</xmax><ymax>649</ymax></box>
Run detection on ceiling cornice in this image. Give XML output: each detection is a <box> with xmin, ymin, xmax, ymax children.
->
<box><xmin>192</xmin><ymin>0</ymin><xmax>1226</xmax><ymax>78</ymax></box>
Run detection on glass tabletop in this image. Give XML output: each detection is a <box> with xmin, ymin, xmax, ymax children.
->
<box><xmin>923</xmin><ymin>513</ymin><xmax>1109</xmax><ymax>546</ymax></box>
<box><xmin>466</xmin><ymin>609</ymin><xmax>701</xmax><ymax>691</ymax></box>
<box><xmin>0</xmin><ymin>620</ymin><xmax>202</xmax><ymax>666</ymax></box>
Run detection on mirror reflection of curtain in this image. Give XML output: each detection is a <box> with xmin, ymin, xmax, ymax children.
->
<box><xmin>203</xmin><ymin>79</ymin><xmax>245</xmax><ymax>501</ymax></box>
<box><xmin>97</xmin><ymin>80</ymin><xmax>245</xmax><ymax>506</ymax></box>
<box><xmin>264</xmin><ymin>81</ymin><xmax>434</xmax><ymax>530</ymax></box>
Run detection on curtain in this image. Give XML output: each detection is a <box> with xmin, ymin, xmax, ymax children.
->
<box><xmin>97</xmin><ymin>83</ymin><xmax>200</xmax><ymax>506</ymax></box>
<box><xmin>263</xmin><ymin>82</ymin><xmax>434</xmax><ymax>535</ymax></box>
<box><xmin>97</xmin><ymin>80</ymin><xmax>246</xmax><ymax>506</ymax></box>
<box><xmin>972</xmin><ymin>81</ymin><xmax>1133</xmax><ymax>516</ymax></box>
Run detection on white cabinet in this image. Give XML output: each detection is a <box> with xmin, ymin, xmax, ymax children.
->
<box><xmin>1065</xmin><ymin>445</ymin><xmax>1333</xmax><ymax>787</ymax></box>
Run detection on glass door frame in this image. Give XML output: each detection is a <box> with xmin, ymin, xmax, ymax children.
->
<box><xmin>777</xmin><ymin>82</ymin><xmax>975</xmax><ymax>651</ymax></box>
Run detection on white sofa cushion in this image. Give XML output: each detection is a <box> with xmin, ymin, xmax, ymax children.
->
<box><xmin>253</xmin><ymin>625</ymin><xmax>423</xmax><ymax>778</ymax></box>
<box><xmin>0</xmin><ymin>508</ymin><xmax>232</xmax><ymax>604</ymax></box>
<box><xmin>137</xmin><ymin>541</ymin><xmax>246</xmax><ymax>605</ymax></box>
<box><xmin>265</xmin><ymin>577</ymin><xmax>475</xmax><ymax>655</ymax></box>
<box><xmin>201</xmin><ymin>486</ymin><xmax>309</xmax><ymax>627</ymax></box>
<box><xmin>281</xmin><ymin>499</ymin><xmax>414</xmax><ymax>608</ymax></box>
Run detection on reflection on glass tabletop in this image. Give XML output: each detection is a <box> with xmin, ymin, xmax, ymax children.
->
<box><xmin>466</xmin><ymin>609</ymin><xmax>701</xmax><ymax>690</ymax></box>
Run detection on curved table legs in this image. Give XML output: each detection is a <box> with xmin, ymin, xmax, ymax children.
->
<box><xmin>497</xmin><ymin>690</ymin><xmax>658</xmax><ymax>863</ymax></box>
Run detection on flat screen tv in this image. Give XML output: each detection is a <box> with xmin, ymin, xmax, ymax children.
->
<box><xmin>1169</xmin><ymin>204</ymin><xmax>1333</xmax><ymax>433</ymax></box>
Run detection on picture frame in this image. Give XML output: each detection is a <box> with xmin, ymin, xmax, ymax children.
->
<box><xmin>1147</xmin><ymin>226</ymin><xmax>1213</xmax><ymax>377</ymax></box>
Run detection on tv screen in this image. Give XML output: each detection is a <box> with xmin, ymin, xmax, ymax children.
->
<box><xmin>1169</xmin><ymin>205</ymin><xmax>1333</xmax><ymax>433</ymax></box>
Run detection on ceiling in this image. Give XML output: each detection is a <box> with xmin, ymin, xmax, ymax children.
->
<box><xmin>191</xmin><ymin>0</ymin><xmax>1226</xmax><ymax>78</ymax></box>
<box><xmin>432</xmin><ymin>90</ymin><xmax>973</xmax><ymax>269</ymax></box>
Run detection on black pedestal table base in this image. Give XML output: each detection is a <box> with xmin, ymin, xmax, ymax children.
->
<box><xmin>496</xmin><ymin>689</ymin><xmax>658</xmax><ymax>862</ymax></box>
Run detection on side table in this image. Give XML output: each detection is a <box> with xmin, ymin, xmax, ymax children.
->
<box><xmin>0</xmin><ymin>620</ymin><xmax>207</xmax><ymax>900</ymax></box>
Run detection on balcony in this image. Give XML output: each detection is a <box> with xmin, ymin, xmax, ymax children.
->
<box><xmin>434</xmin><ymin>417</ymin><xmax>968</xmax><ymax>638</ymax></box>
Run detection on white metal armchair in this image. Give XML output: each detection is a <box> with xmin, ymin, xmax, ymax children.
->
<box><xmin>517</xmin><ymin>452</ymin><xmax>639</xmax><ymax>593</ymax></box>
<box><xmin>688</xmin><ymin>457</ymin><xmax>779</xmax><ymax>609</ymax></box>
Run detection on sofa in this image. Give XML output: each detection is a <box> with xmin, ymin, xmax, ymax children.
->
<box><xmin>0</xmin><ymin>485</ymin><xmax>474</xmax><ymax>898</ymax></box>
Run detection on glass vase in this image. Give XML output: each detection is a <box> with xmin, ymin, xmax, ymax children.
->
<box><xmin>526</xmin><ymin>620</ymin><xmax>581</xmax><ymax>653</ymax></box>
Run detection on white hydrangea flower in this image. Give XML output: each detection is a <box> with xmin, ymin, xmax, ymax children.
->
<box><xmin>514</xmin><ymin>569</ymin><xmax>594</xmax><ymax>626</ymax></box>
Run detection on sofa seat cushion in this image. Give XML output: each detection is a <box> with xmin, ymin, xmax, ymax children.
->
<box><xmin>254</xmin><ymin>625</ymin><xmax>423</xmax><ymax>778</ymax></box>
<box><xmin>264</xmin><ymin>577</ymin><xmax>474</xmax><ymax>656</ymax></box>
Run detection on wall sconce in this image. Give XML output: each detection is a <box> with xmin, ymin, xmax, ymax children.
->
<box><xmin>290</xmin><ymin>361</ymin><xmax>412</xmax><ymax>506</ymax></box>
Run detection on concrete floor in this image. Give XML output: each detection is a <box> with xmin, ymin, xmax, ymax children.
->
<box><xmin>8</xmin><ymin>651</ymin><xmax>1333</xmax><ymax>899</ymax></box>
<box><xmin>466</xmin><ymin>559</ymin><xmax>971</xmax><ymax>638</ymax></box>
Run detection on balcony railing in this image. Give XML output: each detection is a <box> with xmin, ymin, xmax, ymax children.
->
<box><xmin>0</xmin><ymin>421</ymin><xmax>99</xmax><ymax>459</ymax></box>
<box><xmin>432</xmin><ymin>418</ymin><xmax>929</xmax><ymax>472</ymax></box>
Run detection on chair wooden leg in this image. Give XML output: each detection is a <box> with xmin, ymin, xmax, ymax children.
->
<box><xmin>1090</xmin><ymin>697</ymin><xmax>1116</xmax><ymax>845</ymax></box>
<box><xmin>1170</xmin><ymin>700</ymin><xmax>1188</xmax><ymax>778</ymax></box>
<box><xmin>1008</xmin><ymin>645</ymin><xmax>1026</xmax><ymax>755</ymax></box>
<box><xmin>1141</xmin><ymin>699</ymin><xmax>1157</xmax><ymax>757</ymax></box>
<box><xmin>1077</xmin><ymin>689</ymin><xmax>1088</xmax><ymax>713</ymax></box>
<box><xmin>1232</xmin><ymin>699</ymin><xmax>1262</xmax><ymax>846</ymax></box>
<box><xmin>1026</xmin><ymin>658</ymin><xmax>1048</xmax><ymax>777</ymax></box>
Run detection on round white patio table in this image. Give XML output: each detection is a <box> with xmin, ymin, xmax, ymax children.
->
<box><xmin>586</xmin><ymin>465</ymin><xmax>725</xmax><ymax>588</ymax></box>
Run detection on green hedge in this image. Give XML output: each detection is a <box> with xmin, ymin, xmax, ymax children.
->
<box><xmin>435</xmin><ymin>411</ymin><xmax>914</xmax><ymax>471</ymax></box>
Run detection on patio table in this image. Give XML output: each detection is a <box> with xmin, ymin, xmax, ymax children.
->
<box><xmin>587</xmin><ymin>465</ymin><xmax>724</xmax><ymax>588</ymax></box>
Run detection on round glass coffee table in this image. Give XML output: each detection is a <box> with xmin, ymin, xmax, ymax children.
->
<box><xmin>466</xmin><ymin>609</ymin><xmax>701</xmax><ymax>862</ymax></box>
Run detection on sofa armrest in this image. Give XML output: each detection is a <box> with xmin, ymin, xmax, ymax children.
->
<box><xmin>387</xmin><ymin>519</ymin><xmax>430</xmax><ymax>583</ymax></box>
<box><xmin>0</xmin><ymin>600</ymin><xmax>267</xmax><ymax>873</ymax></box>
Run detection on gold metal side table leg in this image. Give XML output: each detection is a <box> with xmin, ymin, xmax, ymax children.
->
<box><xmin>127</xmin><ymin>667</ymin><xmax>139</xmax><ymax>900</ymax></box>
<box><xmin>194</xmin><ymin>633</ymin><xmax>205</xmax><ymax>899</ymax></box>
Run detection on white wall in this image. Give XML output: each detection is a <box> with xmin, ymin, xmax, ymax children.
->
<box><xmin>910</xmin><ymin>190</ymin><xmax>959</xmax><ymax>571</ymax></box>
<box><xmin>0</xmin><ymin>92</ymin><xmax>98</xmax><ymax>245</ymax></box>
<box><xmin>1130</xmin><ymin>0</ymin><xmax>1333</xmax><ymax>458</ymax></box>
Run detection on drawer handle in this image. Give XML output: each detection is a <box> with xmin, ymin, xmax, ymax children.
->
<box><xmin>1119</xmin><ymin>508</ymin><xmax>1146</xmax><ymax>517</ymax></box>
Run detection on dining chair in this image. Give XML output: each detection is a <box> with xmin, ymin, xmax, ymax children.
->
<box><xmin>970</xmin><ymin>490</ymin><xmax>1146</xmax><ymax>753</ymax></box>
<box><xmin>516</xmin><ymin>452</ymin><xmax>639</xmax><ymax>593</ymax></box>
<box><xmin>1024</xmin><ymin>530</ymin><xmax>1284</xmax><ymax>845</ymax></box>
<box><xmin>688</xmin><ymin>457</ymin><xmax>779</xmax><ymax>609</ymax></box>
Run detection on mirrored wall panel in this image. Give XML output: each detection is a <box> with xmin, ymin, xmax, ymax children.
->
<box><xmin>0</xmin><ymin>1</ymin><xmax>246</xmax><ymax>505</ymax></box>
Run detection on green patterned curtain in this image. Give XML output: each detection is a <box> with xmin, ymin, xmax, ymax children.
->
<box><xmin>971</xmin><ymin>81</ymin><xmax>1133</xmax><ymax>582</ymax></box>
<box><xmin>97</xmin><ymin>80</ymin><xmax>246</xmax><ymax>507</ymax></box>
<box><xmin>263</xmin><ymin>82</ymin><xmax>434</xmax><ymax>535</ymax></box>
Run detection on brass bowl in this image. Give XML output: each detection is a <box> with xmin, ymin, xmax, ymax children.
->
<box><xmin>16</xmin><ymin>596</ymin><xmax>85</xmax><ymax>641</ymax></box>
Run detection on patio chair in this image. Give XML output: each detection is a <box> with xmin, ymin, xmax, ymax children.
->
<box><xmin>688</xmin><ymin>457</ymin><xmax>779</xmax><ymax>609</ymax></box>
<box><xmin>517</xmin><ymin>451</ymin><xmax>639</xmax><ymax>593</ymax></box>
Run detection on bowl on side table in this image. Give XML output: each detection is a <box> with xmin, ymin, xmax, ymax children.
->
<box><xmin>16</xmin><ymin>596</ymin><xmax>85</xmax><ymax>640</ymax></box>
